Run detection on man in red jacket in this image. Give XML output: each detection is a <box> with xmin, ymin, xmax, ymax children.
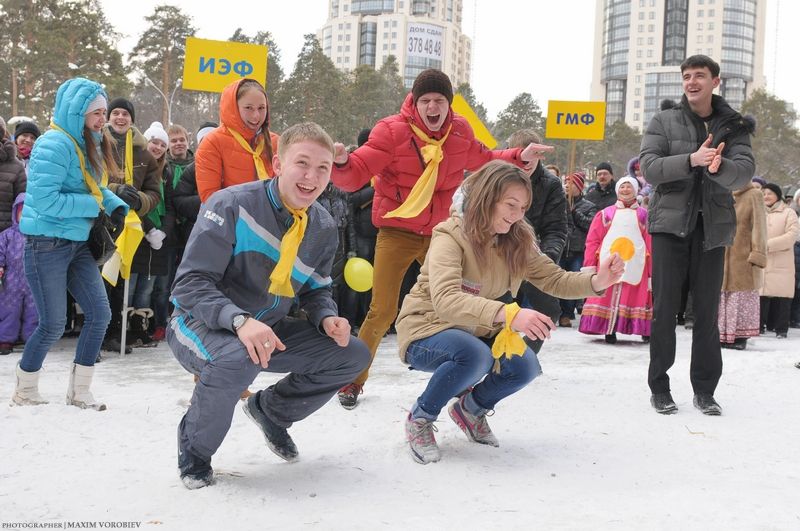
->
<box><xmin>331</xmin><ymin>69</ymin><xmax>552</xmax><ymax>409</ymax></box>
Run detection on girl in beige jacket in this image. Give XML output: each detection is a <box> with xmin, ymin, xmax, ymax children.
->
<box><xmin>396</xmin><ymin>161</ymin><xmax>624</xmax><ymax>464</ymax></box>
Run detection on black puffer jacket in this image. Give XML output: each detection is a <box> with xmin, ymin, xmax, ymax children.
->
<box><xmin>171</xmin><ymin>162</ymin><xmax>201</xmax><ymax>246</ymax></box>
<box><xmin>525</xmin><ymin>162</ymin><xmax>567</xmax><ymax>262</ymax></box>
<box><xmin>0</xmin><ymin>137</ymin><xmax>26</xmax><ymax>232</ymax></box>
<box><xmin>640</xmin><ymin>94</ymin><xmax>755</xmax><ymax>250</ymax></box>
<box><xmin>564</xmin><ymin>194</ymin><xmax>597</xmax><ymax>255</ymax></box>
<box><xmin>584</xmin><ymin>180</ymin><xmax>617</xmax><ymax>211</ymax></box>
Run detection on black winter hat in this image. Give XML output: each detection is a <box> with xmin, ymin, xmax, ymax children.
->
<box><xmin>411</xmin><ymin>69</ymin><xmax>453</xmax><ymax>104</ymax></box>
<box><xmin>762</xmin><ymin>182</ymin><xmax>783</xmax><ymax>201</ymax></box>
<box><xmin>596</xmin><ymin>162</ymin><xmax>614</xmax><ymax>174</ymax></box>
<box><xmin>14</xmin><ymin>120</ymin><xmax>41</xmax><ymax>139</ymax></box>
<box><xmin>107</xmin><ymin>97</ymin><xmax>136</xmax><ymax>123</ymax></box>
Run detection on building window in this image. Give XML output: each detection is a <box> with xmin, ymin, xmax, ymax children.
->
<box><xmin>707</xmin><ymin>22</ymin><xmax>714</xmax><ymax>30</ymax></box>
<box><xmin>383</xmin><ymin>43</ymin><xmax>388</xmax><ymax>50</ymax></box>
<box><xmin>708</xmin><ymin>9</ymin><xmax>714</xmax><ymax>16</ymax></box>
<box><xmin>634</xmin><ymin>100</ymin><xmax>641</xmax><ymax>108</ymax></box>
<box><xmin>634</xmin><ymin>113</ymin><xmax>640</xmax><ymax>121</ymax></box>
<box><xmin>636</xmin><ymin>63</ymin><xmax>642</xmax><ymax>70</ymax></box>
<box><xmin>698</xmin><ymin>9</ymin><xmax>704</xmax><ymax>17</ymax></box>
<box><xmin>635</xmin><ymin>87</ymin><xmax>641</xmax><ymax>95</ymax></box>
<box><xmin>697</xmin><ymin>23</ymin><xmax>703</xmax><ymax>31</ymax></box>
<box><xmin>639</xmin><ymin>12</ymin><xmax>645</xmax><ymax>20</ymax></box>
<box><xmin>637</xmin><ymin>37</ymin><xmax>643</xmax><ymax>45</ymax></box>
<box><xmin>647</xmin><ymin>49</ymin><xmax>653</xmax><ymax>57</ymax></box>
<box><xmin>649</xmin><ymin>11</ymin><xmax>655</xmax><ymax>19</ymax></box>
<box><xmin>637</xmin><ymin>49</ymin><xmax>643</xmax><ymax>58</ymax></box>
<box><xmin>697</xmin><ymin>35</ymin><xmax>703</xmax><ymax>43</ymax></box>
<box><xmin>648</xmin><ymin>24</ymin><xmax>654</xmax><ymax>32</ymax></box>
<box><xmin>648</xmin><ymin>37</ymin><xmax>654</xmax><ymax>45</ymax></box>
<box><xmin>337</xmin><ymin>45</ymin><xmax>342</xmax><ymax>52</ymax></box>
<box><xmin>638</xmin><ymin>24</ymin><xmax>644</xmax><ymax>32</ymax></box>
<box><xmin>338</xmin><ymin>34</ymin><xmax>343</xmax><ymax>41</ymax></box>
<box><xmin>707</xmin><ymin>35</ymin><xmax>713</xmax><ymax>42</ymax></box>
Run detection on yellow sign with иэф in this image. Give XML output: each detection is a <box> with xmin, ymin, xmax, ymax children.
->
<box><xmin>183</xmin><ymin>37</ymin><xmax>268</xmax><ymax>93</ymax></box>
<box><xmin>545</xmin><ymin>101</ymin><xmax>606</xmax><ymax>141</ymax></box>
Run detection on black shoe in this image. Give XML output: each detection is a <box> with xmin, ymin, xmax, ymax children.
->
<box><xmin>676</xmin><ymin>313</ymin><xmax>685</xmax><ymax>326</ymax></box>
<box><xmin>731</xmin><ymin>338</ymin><xmax>748</xmax><ymax>350</ymax></box>
<box><xmin>650</xmin><ymin>392</ymin><xmax>678</xmax><ymax>415</ymax></box>
<box><xmin>641</xmin><ymin>335</ymin><xmax>650</xmax><ymax>343</ymax></box>
<box><xmin>795</xmin><ymin>362</ymin><xmax>800</xmax><ymax>369</ymax></box>
<box><xmin>759</xmin><ymin>325</ymin><xmax>766</xmax><ymax>335</ymax></box>
<box><xmin>693</xmin><ymin>394</ymin><xmax>722</xmax><ymax>416</ymax></box>
<box><xmin>337</xmin><ymin>383</ymin><xmax>363</xmax><ymax>410</ymax></box>
<box><xmin>102</xmin><ymin>337</ymin><xmax>132</xmax><ymax>354</ymax></box>
<box><xmin>684</xmin><ymin>320</ymin><xmax>694</xmax><ymax>330</ymax></box>
<box><xmin>604</xmin><ymin>333</ymin><xmax>617</xmax><ymax>344</ymax></box>
<box><xmin>242</xmin><ymin>391</ymin><xmax>299</xmax><ymax>462</ymax></box>
<box><xmin>776</xmin><ymin>332</ymin><xmax>787</xmax><ymax>339</ymax></box>
<box><xmin>178</xmin><ymin>445</ymin><xmax>214</xmax><ymax>490</ymax></box>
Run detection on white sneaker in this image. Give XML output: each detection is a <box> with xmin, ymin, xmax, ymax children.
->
<box><xmin>405</xmin><ymin>413</ymin><xmax>440</xmax><ymax>464</ymax></box>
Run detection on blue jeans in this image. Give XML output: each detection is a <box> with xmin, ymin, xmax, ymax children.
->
<box><xmin>559</xmin><ymin>252</ymin><xmax>584</xmax><ymax>318</ymax></box>
<box><xmin>21</xmin><ymin>236</ymin><xmax>111</xmax><ymax>371</ymax></box>
<box><xmin>406</xmin><ymin>328</ymin><xmax>542</xmax><ymax>420</ymax></box>
<box><xmin>128</xmin><ymin>272</ymin><xmax>156</xmax><ymax>309</ymax></box>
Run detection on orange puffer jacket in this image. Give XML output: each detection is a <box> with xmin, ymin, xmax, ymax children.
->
<box><xmin>196</xmin><ymin>78</ymin><xmax>280</xmax><ymax>203</ymax></box>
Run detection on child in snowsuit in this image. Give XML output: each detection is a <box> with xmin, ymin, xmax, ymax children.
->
<box><xmin>0</xmin><ymin>193</ymin><xmax>37</xmax><ymax>354</ymax></box>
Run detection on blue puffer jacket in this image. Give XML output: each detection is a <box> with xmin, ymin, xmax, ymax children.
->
<box><xmin>20</xmin><ymin>77</ymin><xmax>127</xmax><ymax>241</ymax></box>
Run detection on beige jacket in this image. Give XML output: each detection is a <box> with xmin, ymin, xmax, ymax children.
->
<box><xmin>396</xmin><ymin>217</ymin><xmax>600</xmax><ymax>362</ymax></box>
<box><xmin>761</xmin><ymin>201</ymin><xmax>800</xmax><ymax>298</ymax></box>
<box><xmin>721</xmin><ymin>184</ymin><xmax>767</xmax><ymax>292</ymax></box>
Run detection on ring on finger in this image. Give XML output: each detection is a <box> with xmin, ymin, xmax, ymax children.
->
<box><xmin>264</xmin><ymin>340</ymin><xmax>271</xmax><ymax>348</ymax></box>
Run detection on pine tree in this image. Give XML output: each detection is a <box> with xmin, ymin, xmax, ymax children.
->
<box><xmin>493</xmin><ymin>92</ymin><xmax>545</xmax><ymax>146</ymax></box>
<box><xmin>273</xmin><ymin>34</ymin><xmax>352</xmax><ymax>142</ymax></box>
<box><xmin>454</xmin><ymin>82</ymin><xmax>491</xmax><ymax>127</ymax></box>
<box><xmin>741</xmin><ymin>88</ymin><xmax>800</xmax><ymax>185</ymax></box>
<box><xmin>128</xmin><ymin>5</ymin><xmax>197</xmax><ymax>126</ymax></box>
<box><xmin>0</xmin><ymin>0</ymin><xmax>130</xmax><ymax>123</ymax></box>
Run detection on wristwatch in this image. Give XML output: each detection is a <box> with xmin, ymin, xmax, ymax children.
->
<box><xmin>232</xmin><ymin>313</ymin><xmax>250</xmax><ymax>332</ymax></box>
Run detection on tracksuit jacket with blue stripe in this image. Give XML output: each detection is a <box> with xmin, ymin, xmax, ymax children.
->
<box><xmin>170</xmin><ymin>178</ymin><xmax>338</xmax><ymax>339</ymax></box>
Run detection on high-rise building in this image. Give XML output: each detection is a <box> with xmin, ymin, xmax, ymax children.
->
<box><xmin>317</xmin><ymin>0</ymin><xmax>471</xmax><ymax>89</ymax></box>
<box><xmin>591</xmin><ymin>0</ymin><xmax>766</xmax><ymax>130</ymax></box>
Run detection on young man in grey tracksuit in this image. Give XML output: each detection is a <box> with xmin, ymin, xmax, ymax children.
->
<box><xmin>167</xmin><ymin>123</ymin><xmax>371</xmax><ymax>489</ymax></box>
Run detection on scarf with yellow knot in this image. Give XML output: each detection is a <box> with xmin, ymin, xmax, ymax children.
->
<box><xmin>268</xmin><ymin>203</ymin><xmax>308</xmax><ymax>297</ymax></box>
<box><xmin>490</xmin><ymin>303</ymin><xmax>528</xmax><ymax>373</ymax></box>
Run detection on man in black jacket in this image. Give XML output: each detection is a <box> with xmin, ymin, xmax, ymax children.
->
<box><xmin>507</xmin><ymin>129</ymin><xmax>568</xmax><ymax>347</ymax></box>
<box><xmin>585</xmin><ymin>162</ymin><xmax>617</xmax><ymax>210</ymax></box>
<box><xmin>559</xmin><ymin>172</ymin><xmax>597</xmax><ymax>327</ymax></box>
<box><xmin>640</xmin><ymin>55</ymin><xmax>754</xmax><ymax>416</ymax></box>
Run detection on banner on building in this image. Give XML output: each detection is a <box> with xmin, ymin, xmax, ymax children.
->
<box><xmin>183</xmin><ymin>37</ymin><xmax>268</xmax><ymax>93</ymax></box>
<box><xmin>545</xmin><ymin>101</ymin><xmax>606</xmax><ymax>141</ymax></box>
<box><xmin>406</xmin><ymin>22</ymin><xmax>445</xmax><ymax>62</ymax></box>
<box><xmin>452</xmin><ymin>93</ymin><xmax>497</xmax><ymax>149</ymax></box>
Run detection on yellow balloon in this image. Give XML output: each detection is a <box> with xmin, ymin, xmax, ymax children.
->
<box><xmin>610</xmin><ymin>237</ymin><xmax>635</xmax><ymax>261</ymax></box>
<box><xmin>344</xmin><ymin>257</ymin><xmax>374</xmax><ymax>292</ymax></box>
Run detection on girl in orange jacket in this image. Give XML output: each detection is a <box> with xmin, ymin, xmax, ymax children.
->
<box><xmin>195</xmin><ymin>78</ymin><xmax>280</xmax><ymax>203</ymax></box>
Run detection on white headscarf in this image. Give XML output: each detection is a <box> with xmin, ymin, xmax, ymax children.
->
<box><xmin>615</xmin><ymin>176</ymin><xmax>640</xmax><ymax>195</ymax></box>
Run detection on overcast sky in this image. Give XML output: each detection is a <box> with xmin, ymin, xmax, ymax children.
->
<box><xmin>102</xmin><ymin>0</ymin><xmax>798</xmax><ymax>121</ymax></box>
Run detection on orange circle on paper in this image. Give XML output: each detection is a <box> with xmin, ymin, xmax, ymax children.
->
<box><xmin>610</xmin><ymin>237</ymin><xmax>635</xmax><ymax>261</ymax></box>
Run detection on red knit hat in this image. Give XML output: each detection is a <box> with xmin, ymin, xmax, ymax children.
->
<box><xmin>568</xmin><ymin>172</ymin><xmax>586</xmax><ymax>191</ymax></box>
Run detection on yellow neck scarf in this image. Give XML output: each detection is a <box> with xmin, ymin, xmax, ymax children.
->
<box><xmin>229</xmin><ymin>128</ymin><xmax>272</xmax><ymax>180</ymax></box>
<box><xmin>384</xmin><ymin>123</ymin><xmax>452</xmax><ymax>219</ymax></box>
<box><xmin>124</xmin><ymin>129</ymin><xmax>133</xmax><ymax>185</ymax></box>
<box><xmin>490</xmin><ymin>303</ymin><xmax>528</xmax><ymax>373</ymax></box>
<box><xmin>268</xmin><ymin>204</ymin><xmax>308</xmax><ymax>297</ymax></box>
<box><xmin>50</xmin><ymin>123</ymin><xmax>108</xmax><ymax>204</ymax></box>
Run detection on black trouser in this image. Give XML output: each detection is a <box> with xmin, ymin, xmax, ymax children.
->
<box><xmin>760</xmin><ymin>296</ymin><xmax>792</xmax><ymax>334</ymax></box>
<box><xmin>648</xmin><ymin>222</ymin><xmax>725</xmax><ymax>395</ymax></box>
<box><xmin>516</xmin><ymin>281</ymin><xmax>561</xmax><ymax>354</ymax></box>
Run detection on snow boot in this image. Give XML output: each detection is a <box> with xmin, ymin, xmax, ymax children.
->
<box><xmin>650</xmin><ymin>392</ymin><xmax>678</xmax><ymax>415</ymax></box>
<box><xmin>693</xmin><ymin>393</ymin><xmax>722</xmax><ymax>416</ymax></box>
<box><xmin>66</xmin><ymin>363</ymin><xmax>107</xmax><ymax>411</ymax></box>
<box><xmin>129</xmin><ymin>308</ymin><xmax>157</xmax><ymax>347</ymax></box>
<box><xmin>11</xmin><ymin>364</ymin><xmax>48</xmax><ymax>406</ymax></box>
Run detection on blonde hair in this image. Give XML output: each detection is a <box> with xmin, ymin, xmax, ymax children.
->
<box><xmin>462</xmin><ymin>161</ymin><xmax>538</xmax><ymax>277</ymax></box>
<box><xmin>167</xmin><ymin>124</ymin><xmax>188</xmax><ymax>138</ymax></box>
<box><xmin>278</xmin><ymin>122</ymin><xmax>335</xmax><ymax>159</ymax></box>
<box><xmin>507</xmin><ymin>129</ymin><xmax>541</xmax><ymax>149</ymax></box>
<box><xmin>85</xmin><ymin>127</ymin><xmax>119</xmax><ymax>178</ymax></box>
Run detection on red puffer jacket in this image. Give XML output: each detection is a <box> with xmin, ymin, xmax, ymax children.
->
<box><xmin>332</xmin><ymin>93</ymin><xmax>525</xmax><ymax>235</ymax></box>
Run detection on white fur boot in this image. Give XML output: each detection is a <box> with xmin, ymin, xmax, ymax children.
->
<box><xmin>66</xmin><ymin>363</ymin><xmax>106</xmax><ymax>411</ymax></box>
<box><xmin>11</xmin><ymin>364</ymin><xmax>49</xmax><ymax>406</ymax></box>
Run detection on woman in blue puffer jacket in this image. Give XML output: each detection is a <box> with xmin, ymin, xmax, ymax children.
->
<box><xmin>11</xmin><ymin>77</ymin><xmax>128</xmax><ymax>410</ymax></box>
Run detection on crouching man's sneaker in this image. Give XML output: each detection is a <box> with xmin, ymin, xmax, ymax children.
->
<box><xmin>178</xmin><ymin>446</ymin><xmax>213</xmax><ymax>490</ymax></box>
<box><xmin>242</xmin><ymin>391</ymin><xmax>299</xmax><ymax>462</ymax></box>
<box><xmin>693</xmin><ymin>393</ymin><xmax>722</xmax><ymax>416</ymax></box>
<box><xmin>448</xmin><ymin>395</ymin><xmax>499</xmax><ymax>447</ymax></box>
<box><xmin>650</xmin><ymin>392</ymin><xmax>678</xmax><ymax>415</ymax></box>
<box><xmin>337</xmin><ymin>383</ymin><xmax>363</xmax><ymax>410</ymax></box>
<box><xmin>405</xmin><ymin>413</ymin><xmax>440</xmax><ymax>464</ymax></box>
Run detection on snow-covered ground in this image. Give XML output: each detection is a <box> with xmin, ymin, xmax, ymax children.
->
<box><xmin>1</xmin><ymin>326</ymin><xmax>798</xmax><ymax>530</ymax></box>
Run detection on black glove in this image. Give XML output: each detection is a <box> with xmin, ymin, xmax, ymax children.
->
<box><xmin>116</xmin><ymin>184</ymin><xmax>142</xmax><ymax>211</ymax></box>
<box><xmin>109</xmin><ymin>207</ymin><xmax>126</xmax><ymax>239</ymax></box>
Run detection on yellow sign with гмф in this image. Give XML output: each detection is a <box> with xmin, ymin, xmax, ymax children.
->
<box><xmin>545</xmin><ymin>101</ymin><xmax>606</xmax><ymax>141</ymax></box>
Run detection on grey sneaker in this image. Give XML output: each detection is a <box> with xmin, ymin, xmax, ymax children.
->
<box><xmin>405</xmin><ymin>413</ymin><xmax>440</xmax><ymax>464</ymax></box>
<box><xmin>448</xmin><ymin>396</ymin><xmax>499</xmax><ymax>447</ymax></box>
<box><xmin>650</xmin><ymin>392</ymin><xmax>678</xmax><ymax>415</ymax></box>
<box><xmin>693</xmin><ymin>394</ymin><xmax>722</xmax><ymax>416</ymax></box>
